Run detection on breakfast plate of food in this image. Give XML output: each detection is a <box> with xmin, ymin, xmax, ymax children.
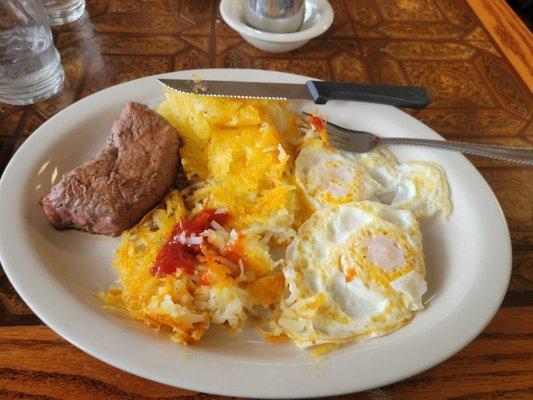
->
<box><xmin>0</xmin><ymin>69</ymin><xmax>511</xmax><ymax>398</ymax></box>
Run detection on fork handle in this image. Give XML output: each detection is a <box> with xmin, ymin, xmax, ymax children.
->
<box><xmin>380</xmin><ymin>138</ymin><xmax>533</xmax><ymax>165</ymax></box>
<box><xmin>306</xmin><ymin>81</ymin><xmax>430</xmax><ymax>108</ymax></box>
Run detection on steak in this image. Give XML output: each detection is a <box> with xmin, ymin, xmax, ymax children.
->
<box><xmin>43</xmin><ymin>102</ymin><xmax>179</xmax><ymax>236</ymax></box>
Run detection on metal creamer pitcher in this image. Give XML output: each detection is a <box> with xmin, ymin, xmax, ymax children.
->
<box><xmin>244</xmin><ymin>0</ymin><xmax>305</xmax><ymax>33</ymax></box>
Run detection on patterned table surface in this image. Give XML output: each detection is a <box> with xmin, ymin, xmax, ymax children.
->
<box><xmin>0</xmin><ymin>0</ymin><xmax>531</xmax><ymax>398</ymax></box>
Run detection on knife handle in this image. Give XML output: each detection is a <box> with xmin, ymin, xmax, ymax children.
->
<box><xmin>305</xmin><ymin>81</ymin><xmax>430</xmax><ymax>108</ymax></box>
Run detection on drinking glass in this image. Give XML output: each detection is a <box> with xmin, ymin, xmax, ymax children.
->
<box><xmin>0</xmin><ymin>0</ymin><xmax>64</xmax><ymax>105</ymax></box>
<box><xmin>43</xmin><ymin>0</ymin><xmax>86</xmax><ymax>26</ymax></box>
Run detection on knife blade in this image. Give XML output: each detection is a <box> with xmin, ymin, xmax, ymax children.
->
<box><xmin>158</xmin><ymin>78</ymin><xmax>430</xmax><ymax>108</ymax></box>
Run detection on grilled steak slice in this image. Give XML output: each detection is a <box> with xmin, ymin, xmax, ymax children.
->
<box><xmin>43</xmin><ymin>102</ymin><xmax>179</xmax><ymax>236</ymax></box>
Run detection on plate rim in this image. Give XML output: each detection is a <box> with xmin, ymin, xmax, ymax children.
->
<box><xmin>0</xmin><ymin>68</ymin><xmax>512</xmax><ymax>398</ymax></box>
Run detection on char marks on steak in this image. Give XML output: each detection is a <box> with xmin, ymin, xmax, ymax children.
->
<box><xmin>43</xmin><ymin>102</ymin><xmax>179</xmax><ymax>236</ymax></box>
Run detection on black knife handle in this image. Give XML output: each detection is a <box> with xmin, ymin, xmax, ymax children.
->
<box><xmin>305</xmin><ymin>81</ymin><xmax>430</xmax><ymax>108</ymax></box>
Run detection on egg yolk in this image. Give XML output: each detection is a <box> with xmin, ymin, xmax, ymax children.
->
<box><xmin>366</xmin><ymin>236</ymin><xmax>405</xmax><ymax>271</ymax></box>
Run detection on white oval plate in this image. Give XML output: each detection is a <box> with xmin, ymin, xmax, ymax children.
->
<box><xmin>0</xmin><ymin>69</ymin><xmax>511</xmax><ymax>398</ymax></box>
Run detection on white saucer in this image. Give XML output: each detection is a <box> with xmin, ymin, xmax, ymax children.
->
<box><xmin>220</xmin><ymin>0</ymin><xmax>334</xmax><ymax>53</ymax></box>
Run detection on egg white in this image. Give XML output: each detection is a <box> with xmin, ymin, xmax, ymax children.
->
<box><xmin>342</xmin><ymin>146</ymin><xmax>399</xmax><ymax>193</ymax></box>
<box><xmin>391</xmin><ymin>161</ymin><xmax>452</xmax><ymax>219</ymax></box>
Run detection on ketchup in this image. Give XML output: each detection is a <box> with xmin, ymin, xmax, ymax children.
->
<box><xmin>150</xmin><ymin>209</ymin><xmax>230</xmax><ymax>277</ymax></box>
<box><xmin>308</xmin><ymin>115</ymin><xmax>325</xmax><ymax>131</ymax></box>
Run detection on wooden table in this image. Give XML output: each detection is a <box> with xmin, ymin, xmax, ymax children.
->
<box><xmin>1</xmin><ymin>1</ymin><xmax>531</xmax><ymax>398</ymax></box>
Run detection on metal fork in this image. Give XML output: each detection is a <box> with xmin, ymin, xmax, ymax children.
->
<box><xmin>303</xmin><ymin>113</ymin><xmax>533</xmax><ymax>165</ymax></box>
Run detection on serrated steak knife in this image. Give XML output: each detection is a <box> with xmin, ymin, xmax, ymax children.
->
<box><xmin>158</xmin><ymin>78</ymin><xmax>430</xmax><ymax>108</ymax></box>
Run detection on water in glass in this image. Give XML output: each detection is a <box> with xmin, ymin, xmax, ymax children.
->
<box><xmin>43</xmin><ymin>0</ymin><xmax>86</xmax><ymax>26</ymax></box>
<box><xmin>0</xmin><ymin>1</ymin><xmax>64</xmax><ymax>105</ymax></box>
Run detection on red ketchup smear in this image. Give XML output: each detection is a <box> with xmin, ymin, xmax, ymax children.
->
<box><xmin>308</xmin><ymin>115</ymin><xmax>325</xmax><ymax>131</ymax></box>
<box><xmin>150</xmin><ymin>209</ymin><xmax>230</xmax><ymax>277</ymax></box>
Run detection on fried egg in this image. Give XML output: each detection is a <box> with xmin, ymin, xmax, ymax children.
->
<box><xmin>295</xmin><ymin>141</ymin><xmax>383</xmax><ymax>210</ymax></box>
<box><xmin>342</xmin><ymin>146</ymin><xmax>399</xmax><ymax>193</ymax></box>
<box><xmin>279</xmin><ymin>201</ymin><xmax>427</xmax><ymax>348</ymax></box>
<box><xmin>391</xmin><ymin>161</ymin><xmax>452</xmax><ymax>219</ymax></box>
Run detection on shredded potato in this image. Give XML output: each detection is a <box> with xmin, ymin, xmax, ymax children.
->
<box><xmin>101</xmin><ymin>190</ymin><xmax>212</xmax><ymax>344</ymax></box>
<box><xmin>159</xmin><ymin>90</ymin><xmax>300</xmax><ymax>273</ymax></box>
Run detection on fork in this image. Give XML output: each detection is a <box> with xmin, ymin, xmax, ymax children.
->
<box><xmin>303</xmin><ymin>113</ymin><xmax>533</xmax><ymax>165</ymax></box>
